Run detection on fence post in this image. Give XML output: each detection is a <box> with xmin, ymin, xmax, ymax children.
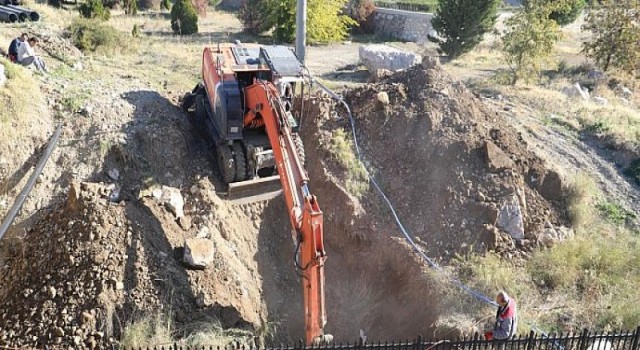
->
<box><xmin>525</xmin><ymin>331</ymin><xmax>536</xmax><ymax>350</ymax></box>
<box><xmin>632</xmin><ymin>326</ymin><xmax>640</xmax><ymax>350</ymax></box>
<box><xmin>578</xmin><ymin>329</ymin><xmax>590</xmax><ymax>350</ymax></box>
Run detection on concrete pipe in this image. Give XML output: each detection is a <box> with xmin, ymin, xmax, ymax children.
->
<box><xmin>0</xmin><ymin>7</ymin><xmax>19</xmax><ymax>22</ymax></box>
<box><xmin>0</xmin><ymin>5</ymin><xmax>27</xmax><ymax>21</ymax></box>
<box><xmin>5</xmin><ymin>4</ymin><xmax>39</xmax><ymax>21</ymax></box>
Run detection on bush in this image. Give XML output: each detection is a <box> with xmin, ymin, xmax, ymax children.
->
<box><xmin>307</xmin><ymin>0</ymin><xmax>357</xmax><ymax>43</ymax></box>
<box><xmin>67</xmin><ymin>18</ymin><xmax>127</xmax><ymax>54</ymax></box>
<box><xmin>47</xmin><ymin>0</ymin><xmax>62</xmax><ymax>8</ymax></box>
<box><xmin>348</xmin><ymin>0</ymin><xmax>376</xmax><ymax>33</ymax></box>
<box><xmin>138</xmin><ymin>0</ymin><xmax>160</xmax><ymax>10</ymax></box>
<box><xmin>171</xmin><ymin>0</ymin><xmax>199</xmax><ymax>34</ymax></box>
<box><xmin>160</xmin><ymin>0</ymin><xmax>171</xmax><ymax>10</ymax></box>
<box><xmin>78</xmin><ymin>0</ymin><xmax>111</xmax><ymax>20</ymax></box>
<box><xmin>124</xmin><ymin>0</ymin><xmax>138</xmax><ymax>15</ymax></box>
<box><xmin>272</xmin><ymin>0</ymin><xmax>296</xmax><ymax>43</ymax></box>
<box><xmin>429</xmin><ymin>0</ymin><xmax>501</xmax><ymax>59</ymax></box>
<box><xmin>238</xmin><ymin>0</ymin><xmax>274</xmax><ymax>34</ymax></box>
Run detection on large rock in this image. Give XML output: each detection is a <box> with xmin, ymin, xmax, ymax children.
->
<box><xmin>359</xmin><ymin>44</ymin><xmax>422</xmax><ymax>73</ymax></box>
<box><xmin>538</xmin><ymin>169</ymin><xmax>564</xmax><ymax>201</ymax></box>
<box><xmin>496</xmin><ymin>195</ymin><xmax>524</xmax><ymax>240</ymax></box>
<box><xmin>183</xmin><ymin>238</ymin><xmax>215</xmax><ymax>269</ymax></box>
<box><xmin>563</xmin><ymin>83</ymin><xmax>590</xmax><ymax>101</ymax></box>
<box><xmin>484</xmin><ymin>141</ymin><xmax>515</xmax><ymax>172</ymax></box>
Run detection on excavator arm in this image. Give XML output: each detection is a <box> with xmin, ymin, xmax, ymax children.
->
<box><xmin>243</xmin><ymin>81</ymin><xmax>328</xmax><ymax>345</ymax></box>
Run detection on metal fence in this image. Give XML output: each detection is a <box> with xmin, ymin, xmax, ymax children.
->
<box><xmin>122</xmin><ymin>327</ymin><xmax>640</xmax><ymax>350</ymax></box>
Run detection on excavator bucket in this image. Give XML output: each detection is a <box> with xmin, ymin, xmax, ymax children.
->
<box><xmin>224</xmin><ymin>175</ymin><xmax>283</xmax><ymax>204</ymax></box>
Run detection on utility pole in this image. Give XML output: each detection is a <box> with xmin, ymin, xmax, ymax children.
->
<box><xmin>295</xmin><ymin>0</ymin><xmax>307</xmax><ymax>63</ymax></box>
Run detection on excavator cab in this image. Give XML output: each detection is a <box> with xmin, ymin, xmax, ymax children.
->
<box><xmin>182</xmin><ymin>43</ymin><xmax>310</xmax><ymax>202</ymax></box>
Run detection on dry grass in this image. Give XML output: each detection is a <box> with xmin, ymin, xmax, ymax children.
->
<box><xmin>452</xmin><ymin>171</ymin><xmax>640</xmax><ymax>334</ymax></box>
<box><xmin>0</xmin><ymin>57</ymin><xmax>48</xmax><ymax>141</ymax></box>
<box><xmin>121</xmin><ymin>312</ymin><xmax>174</xmax><ymax>348</ymax></box>
<box><xmin>327</xmin><ymin>129</ymin><xmax>369</xmax><ymax>198</ymax></box>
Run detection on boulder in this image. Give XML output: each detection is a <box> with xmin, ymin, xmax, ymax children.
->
<box><xmin>538</xmin><ymin>170</ymin><xmax>564</xmax><ymax>201</ymax></box>
<box><xmin>484</xmin><ymin>141</ymin><xmax>515</xmax><ymax>172</ymax></box>
<box><xmin>563</xmin><ymin>83</ymin><xmax>589</xmax><ymax>101</ymax></box>
<box><xmin>593</xmin><ymin>96</ymin><xmax>608</xmax><ymax>106</ymax></box>
<box><xmin>496</xmin><ymin>195</ymin><xmax>524</xmax><ymax>240</ymax></box>
<box><xmin>183</xmin><ymin>238</ymin><xmax>215</xmax><ymax>269</ymax></box>
<box><xmin>359</xmin><ymin>44</ymin><xmax>422</xmax><ymax>73</ymax></box>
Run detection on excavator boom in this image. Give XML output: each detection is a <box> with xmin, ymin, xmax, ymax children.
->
<box><xmin>244</xmin><ymin>81</ymin><xmax>328</xmax><ymax>345</ymax></box>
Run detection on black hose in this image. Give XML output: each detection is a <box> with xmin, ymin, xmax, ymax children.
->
<box><xmin>0</xmin><ymin>125</ymin><xmax>63</xmax><ymax>241</ymax></box>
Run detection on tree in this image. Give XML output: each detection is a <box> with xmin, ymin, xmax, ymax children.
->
<box><xmin>307</xmin><ymin>0</ymin><xmax>357</xmax><ymax>43</ymax></box>
<box><xmin>272</xmin><ymin>0</ymin><xmax>296</xmax><ymax>43</ymax></box>
<box><xmin>429</xmin><ymin>0</ymin><xmax>501</xmax><ymax>59</ymax></box>
<box><xmin>582</xmin><ymin>0</ymin><xmax>640</xmax><ymax>74</ymax></box>
<box><xmin>238</xmin><ymin>0</ymin><xmax>274</xmax><ymax>34</ymax></box>
<box><xmin>501</xmin><ymin>1</ymin><xmax>562</xmax><ymax>84</ymax></box>
<box><xmin>524</xmin><ymin>0</ymin><xmax>586</xmax><ymax>25</ymax></box>
<box><xmin>347</xmin><ymin>0</ymin><xmax>376</xmax><ymax>33</ymax></box>
<box><xmin>79</xmin><ymin>0</ymin><xmax>111</xmax><ymax>20</ymax></box>
<box><xmin>237</xmin><ymin>0</ymin><xmax>355</xmax><ymax>44</ymax></box>
<box><xmin>171</xmin><ymin>0</ymin><xmax>198</xmax><ymax>34</ymax></box>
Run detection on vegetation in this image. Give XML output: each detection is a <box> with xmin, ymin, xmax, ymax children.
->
<box><xmin>67</xmin><ymin>18</ymin><xmax>128</xmax><ymax>54</ymax></box>
<box><xmin>454</xmin><ymin>174</ymin><xmax>640</xmax><ymax>333</ymax></box>
<box><xmin>347</xmin><ymin>0</ymin><xmax>376</xmax><ymax>34</ymax></box>
<box><xmin>237</xmin><ymin>0</ymin><xmax>355</xmax><ymax>43</ymax></box>
<box><xmin>430</xmin><ymin>0</ymin><xmax>501</xmax><ymax>59</ymax></box>
<box><xmin>0</xmin><ymin>57</ymin><xmax>44</xmax><ymax>140</ymax></box>
<box><xmin>78</xmin><ymin>0</ymin><xmax>111</xmax><ymax>20</ymax></box>
<box><xmin>328</xmin><ymin>129</ymin><xmax>369</xmax><ymax>198</ymax></box>
<box><xmin>524</xmin><ymin>0</ymin><xmax>586</xmax><ymax>25</ymax></box>
<box><xmin>238</xmin><ymin>0</ymin><xmax>275</xmax><ymax>34</ymax></box>
<box><xmin>307</xmin><ymin>0</ymin><xmax>357</xmax><ymax>43</ymax></box>
<box><xmin>374</xmin><ymin>0</ymin><xmax>436</xmax><ymax>12</ymax></box>
<box><xmin>124</xmin><ymin>0</ymin><xmax>138</xmax><ymax>15</ymax></box>
<box><xmin>500</xmin><ymin>1</ymin><xmax>562</xmax><ymax>84</ymax></box>
<box><xmin>160</xmin><ymin>0</ymin><xmax>171</xmax><ymax>10</ymax></box>
<box><xmin>625</xmin><ymin>159</ymin><xmax>640</xmax><ymax>185</ymax></box>
<box><xmin>171</xmin><ymin>0</ymin><xmax>199</xmax><ymax>35</ymax></box>
<box><xmin>582</xmin><ymin>0</ymin><xmax>640</xmax><ymax>75</ymax></box>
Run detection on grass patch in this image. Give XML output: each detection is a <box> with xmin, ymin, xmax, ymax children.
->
<box><xmin>0</xmin><ymin>57</ymin><xmax>46</xmax><ymax>140</ymax></box>
<box><xmin>565</xmin><ymin>174</ymin><xmax>597</xmax><ymax>228</ymax></box>
<box><xmin>182</xmin><ymin>321</ymin><xmax>253</xmax><ymax>347</ymax></box>
<box><xmin>121</xmin><ymin>313</ymin><xmax>173</xmax><ymax>348</ymax></box>
<box><xmin>67</xmin><ymin>18</ymin><xmax>136</xmax><ymax>55</ymax></box>
<box><xmin>596</xmin><ymin>201</ymin><xmax>636</xmax><ymax>226</ymax></box>
<box><xmin>327</xmin><ymin>129</ymin><xmax>369</xmax><ymax>198</ymax></box>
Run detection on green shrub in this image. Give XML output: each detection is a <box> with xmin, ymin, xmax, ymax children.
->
<box><xmin>327</xmin><ymin>129</ymin><xmax>369</xmax><ymax>198</ymax></box>
<box><xmin>170</xmin><ymin>0</ymin><xmax>199</xmax><ymax>35</ymax></box>
<box><xmin>79</xmin><ymin>0</ymin><xmax>111</xmax><ymax>20</ymax></box>
<box><xmin>67</xmin><ymin>18</ymin><xmax>127</xmax><ymax>54</ymax></box>
<box><xmin>238</xmin><ymin>0</ymin><xmax>275</xmax><ymax>34</ymax></box>
<box><xmin>161</xmin><ymin>0</ymin><xmax>171</xmax><ymax>10</ymax></box>
<box><xmin>307</xmin><ymin>0</ymin><xmax>357</xmax><ymax>43</ymax></box>
<box><xmin>124</xmin><ymin>0</ymin><xmax>138</xmax><ymax>15</ymax></box>
<box><xmin>524</xmin><ymin>0</ymin><xmax>586</xmax><ymax>25</ymax></box>
<box><xmin>596</xmin><ymin>201</ymin><xmax>636</xmax><ymax>226</ymax></box>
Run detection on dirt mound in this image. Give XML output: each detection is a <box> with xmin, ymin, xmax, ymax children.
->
<box><xmin>311</xmin><ymin>62</ymin><xmax>568</xmax><ymax>262</ymax></box>
<box><xmin>0</xmin><ymin>182</ymin><xmax>128</xmax><ymax>348</ymax></box>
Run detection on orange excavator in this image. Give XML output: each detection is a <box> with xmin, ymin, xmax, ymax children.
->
<box><xmin>181</xmin><ymin>42</ymin><xmax>331</xmax><ymax>345</ymax></box>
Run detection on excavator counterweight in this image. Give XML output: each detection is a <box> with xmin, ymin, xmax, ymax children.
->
<box><xmin>182</xmin><ymin>42</ymin><xmax>329</xmax><ymax>345</ymax></box>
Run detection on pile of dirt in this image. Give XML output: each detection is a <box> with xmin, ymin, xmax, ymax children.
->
<box><xmin>0</xmin><ymin>182</ymin><xmax>129</xmax><ymax>348</ymax></box>
<box><xmin>304</xmin><ymin>59</ymin><xmax>569</xmax><ymax>263</ymax></box>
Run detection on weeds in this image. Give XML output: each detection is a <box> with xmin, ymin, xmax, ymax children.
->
<box><xmin>565</xmin><ymin>174</ymin><xmax>596</xmax><ymax>228</ymax></box>
<box><xmin>121</xmin><ymin>313</ymin><xmax>173</xmax><ymax>348</ymax></box>
<box><xmin>596</xmin><ymin>201</ymin><xmax>636</xmax><ymax>226</ymax></box>
<box><xmin>67</xmin><ymin>18</ymin><xmax>134</xmax><ymax>55</ymax></box>
<box><xmin>327</xmin><ymin>129</ymin><xmax>369</xmax><ymax>197</ymax></box>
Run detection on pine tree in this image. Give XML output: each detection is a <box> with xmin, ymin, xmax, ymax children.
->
<box><xmin>171</xmin><ymin>0</ymin><xmax>198</xmax><ymax>34</ymax></box>
<box><xmin>582</xmin><ymin>0</ymin><xmax>640</xmax><ymax>74</ymax></box>
<box><xmin>429</xmin><ymin>0</ymin><xmax>501</xmax><ymax>59</ymax></box>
